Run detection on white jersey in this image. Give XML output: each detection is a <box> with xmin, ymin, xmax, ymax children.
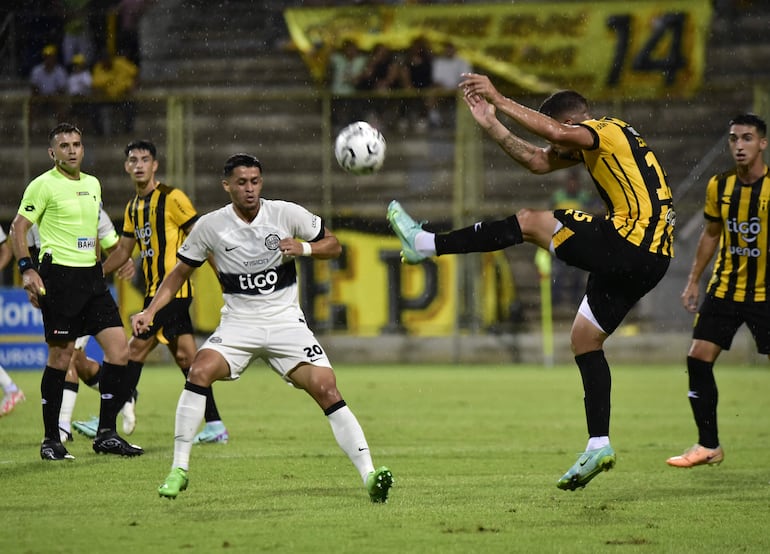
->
<box><xmin>178</xmin><ymin>199</ymin><xmax>323</xmax><ymax>324</ymax></box>
<box><xmin>0</xmin><ymin>225</ymin><xmax>6</xmax><ymax>244</ymax></box>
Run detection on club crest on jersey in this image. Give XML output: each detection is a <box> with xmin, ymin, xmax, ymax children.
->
<box><xmin>265</xmin><ymin>234</ymin><xmax>280</xmax><ymax>250</ymax></box>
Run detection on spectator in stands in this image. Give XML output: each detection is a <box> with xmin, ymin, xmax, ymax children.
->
<box><xmin>66</xmin><ymin>53</ymin><xmax>92</xmax><ymax>96</ymax></box>
<box><xmin>428</xmin><ymin>42</ymin><xmax>472</xmax><ymax>127</ymax></box>
<box><xmin>432</xmin><ymin>42</ymin><xmax>471</xmax><ymax>90</ymax></box>
<box><xmin>29</xmin><ymin>44</ymin><xmax>69</xmax><ymax>129</ymax></box>
<box><xmin>116</xmin><ymin>0</ymin><xmax>153</xmax><ymax>67</ymax></box>
<box><xmin>401</xmin><ymin>36</ymin><xmax>434</xmax><ymax>132</ymax></box>
<box><xmin>62</xmin><ymin>0</ymin><xmax>93</xmax><ymax>67</ymax></box>
<box><xmin>329</xmin><ymin>39</ymin><xmax>367</xmax><ymax>96</ymax></box>
<box><xmin>18</xmin><ymin>3</ymin><xmax>65</xmax><ymax>77</ymax></box>
<box><xmin>67</xmin><ymin>53</ymin><xmax>101</xmax><ymax>134</ymax></box>
<box><xmin>91</xmin><ymin>48</ymin><xmax>138</xmax><ymax>135</ymax></box>
<box><xmin>88</xmin><ymin>0</ymin><xmax>119</xmax><ymax>55</ymax></box>
<box><xmin>354</xmin><ymin>43</ymin><xmax>409</xmax><ymax>130</ymax></box>
<box><xmin>355</xmin><ymin>43</ymin><xmax>407</xmax><ymax>92</ymax></box>
<box><xmin>328</xmin><ymin>39</ymin><xmax>367</xmax><ymax>127</ymax></box>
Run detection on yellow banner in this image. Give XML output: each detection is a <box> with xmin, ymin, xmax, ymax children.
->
<box><xmin>285</xmin><ymin>1</ymin><xmax>712</xmax><ymax>100</ymax></box>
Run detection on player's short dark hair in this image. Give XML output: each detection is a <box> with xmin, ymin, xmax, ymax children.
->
<box><xmin>538</xmin><ymin>90</ymin><xmax>589</xmax><ymax>120</ymax></box>
<box><xmin>729</xmin><ymin>113</ymin><xmax>767</xmax><ymax>137</ymax></box>
<box><xmin>223</xmin><ymin>153</ymin><xmax>262</xmax><ymax>177</ymax></box>
<box><xmin>48</xmin><ymin>122</ymin><xmax>82</xmax><ymax>143</ymax></box>
<box><xmin>125</xmin><ymin>139</ymin><xmax>157</xmax><ymax>158</ymax></box>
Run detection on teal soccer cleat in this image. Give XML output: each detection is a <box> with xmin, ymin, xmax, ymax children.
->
<box><xmin>193</xmin><ymin>421</ymin><xmax>229</xmax><ymax>444</ymax></box>
<box><xmin>386</xmin><ymin>200</ymin><xmax>427</xmax><ymax>264</ymax></box>
<box><xmin>557</xmin><ymin>445</ymin><xmax>616</xmax><ymax>491</ymax></box>
<box><xmin>158</xmin><ymin>467</ymin><xmax>189</xmax><ymax>499</ymax></box>
<box><xmin>366</xmin><ymin>466</ymin><xmax>394</xmax><ymax>503</ymax></box>
<box><xmin>72</xmin><ymin>415</ymin><xmax>99</xmax><ymax>439</ymax></box>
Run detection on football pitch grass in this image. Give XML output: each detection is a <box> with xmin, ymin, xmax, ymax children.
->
<box><xmin>1</xmin><ymin>363</ymin><xmax>768</xmax><ymax>553</ymax></box>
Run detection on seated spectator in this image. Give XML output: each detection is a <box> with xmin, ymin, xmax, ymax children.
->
<box><xmin>355</xmin><ymin>43</ymin><xmax>408</xmax><ymax>92</ymax></box>
<box><xmin>62</xmin><ymin>0</ymin><xmax>93</xmax><ymax>67</ymax></box>
<box><xmin>329</xmin><ymin>39</ymin><xmax>367</xmax><ymax>96</ymax></box>
<box><xmin>432</xmin><ymin>42</ymin><xmax>471</xmax><ymax>90</ymax></box>
<box><xmin>429</xmin><ymin>42</ymin><xmax>472</xmax><ymax>128</ymax></box>
<box><xmin>116</xmin><ymin>0</ymin><xmax>154</xmax><ymax>67</ymax></box>
<box><xmin>67</xmin><ymin>53</ymin><xmax>92</xmax><ymax>96</ymax></box>
<box><xmin>401</xmin><ymin>36</ymin><xmax>434</xmax><ymax>132</ymax></box>
<box><xmin>29</xmin><ymin>44</ymin><xmax>68</xmax><ymax>129</ymax></box>
<box><xmin>91</xmin><ymin>48</ymin><xmax>139</xmax><ymax>135</ymax></box>
<box><xmin>328</xmin><ymin>39</ymin><xmax>367</xmax><ymax>127</ymax></box>
<box><xmin>355</xmin><ymin>43</ymin><xmax>410</xmax><ymax>131</ymax></box>
<box><xmin>67</xmin><ymin>53</ymin><xmax>101</xmax><ymax>134</ymax></box>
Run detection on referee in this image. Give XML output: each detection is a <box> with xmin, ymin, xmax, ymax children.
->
<box><xmin>10</xmin><ymin>122</ymin><xmax>143</xmax><ymax>460</ymax></box>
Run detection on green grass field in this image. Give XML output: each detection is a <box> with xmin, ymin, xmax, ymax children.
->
<box><xmin>1</xmin><ymin>363</ymin><xmax>768</xmax><ymax>553</ymax></box>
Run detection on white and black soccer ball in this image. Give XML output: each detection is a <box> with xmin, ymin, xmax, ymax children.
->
<box><xmin>334</xmin><ymin>121</ymin><xmax>386</xmax><ymax>175</ymax></box>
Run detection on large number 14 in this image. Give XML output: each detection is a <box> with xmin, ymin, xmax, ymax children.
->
<box><xmin>606</xmin><ymin>12</ymin><xmax>687</xmax><ymax>86</ymax></box>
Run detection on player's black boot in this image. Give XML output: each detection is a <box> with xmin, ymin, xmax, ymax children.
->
<box><xmin>93</xmin><ymin>430</ymin><xmax>144</xmax><ymax>457</ymax></box>
<box><xmin>40</xmin><ymin>438</ymin><xmax>75</xmax><ymax>461</ymax></box>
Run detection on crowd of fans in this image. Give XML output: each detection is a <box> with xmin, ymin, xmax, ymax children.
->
<box><xmin>327</xmin><ymin>36</ymin><xmax>471</xmax><ymax>134</ymax></box>
<box><xmin>21</xmin><ymin>1</ymin><xmax>151</xmax><ymax>136</ymax></box>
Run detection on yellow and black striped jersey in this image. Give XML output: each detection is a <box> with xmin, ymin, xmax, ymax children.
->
<box><xmin>579</xmin><ymin>117</ymin><xmax>675</xmax><ymax>258</ymax></box>
<box><xmin>704</xmin><ymin>166</ymin><xmax>770</xmax><ymax>302</ymax></box>
<box><xmin>122</xmin><ymin>183</ymin><xmax>198</xmax><ymax>298</ymax></box>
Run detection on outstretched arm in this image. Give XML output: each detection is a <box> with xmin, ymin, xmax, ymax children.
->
<box><xmin>131</xmin><ymin>260</ymin><xmax>195</xmax><ymax>334</ymax></box>
<box><xmin>461</xmin><ymin>73</ymin><xmax>593</xmax><ymax>164</ymax></box>
<box><xmin>462</xmin><ymin>92</ymin><xmax>579</xmax><ymax>174</ymax></box>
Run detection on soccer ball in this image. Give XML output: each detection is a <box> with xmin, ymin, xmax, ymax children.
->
<box><xmin>334</xmin><ymin>121</ymin><xmax>386</xmax><ymax>175</ymax></box>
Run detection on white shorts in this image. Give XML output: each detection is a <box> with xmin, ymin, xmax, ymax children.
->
<box><xmin>200</xmin><ymin>318</ymin><xmax>332</xmax><ymax>382</ymax></box>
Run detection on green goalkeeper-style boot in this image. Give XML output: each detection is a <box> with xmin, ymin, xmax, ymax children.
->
<box><xmin>158</xmin><ymin>467</ymin><xmax>189</xmax><ymax>499</ymax></box>
<box><xmin>366</xmin><ymin>466</ymin><xmax>394</xmax><ymax>503</ymax></box>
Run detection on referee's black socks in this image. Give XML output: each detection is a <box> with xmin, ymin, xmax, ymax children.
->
<box><xmin>41</xmin><ymin>366</ymin><xmax>66</xmax><ymax>441</ymax></box>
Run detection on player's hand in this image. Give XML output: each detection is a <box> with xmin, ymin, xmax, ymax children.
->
<box><xmin>116</xmin><ymin>258</ymin><xmax>136</xmax><ymax>280</ymax></box>
<box><xmin>278</xmin><ymin>238</ymin><xmax>302</xmax><ymax>256</ymax></box>
<box><xmin>131</xmin><ymin>310</ymin><xmax>152</xmax><ymax>335</ymax></box>
<box><xmin>681</xmin><ymin>283</ymin><xmax>699</xmax><ymax>313</ymax></box>
<box><xmin>462</xmin><ymin>92</ymin><xmax>496</xmax><ymax>128</ymax></box>
<box><xmin>21</xmin><ymin>269</ymin><xmax>45</xmax><ymax>308</ymax></box>
<box><xmin>459</xmin><ymin>73</ymin><xmax>502</xmax><ymax>104</ymax></box>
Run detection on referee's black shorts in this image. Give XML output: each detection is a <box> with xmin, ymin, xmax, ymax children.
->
<box><xmin>552</xmin><ymin>209</ymin><xmax>670</xmax><ymax>334</ymax></box>
<box><xmin>40</xmin><ymin>263</ymin><xmax>123</xmax><ymax>342</ymax></box>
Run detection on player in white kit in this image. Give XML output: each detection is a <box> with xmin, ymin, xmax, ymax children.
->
<box><xmin>132</xmin><ymin>154</ymin><xmax>393</xmax><ymax>502</ymax></box>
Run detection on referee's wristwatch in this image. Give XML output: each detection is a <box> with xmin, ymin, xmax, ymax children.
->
<box><xmin>18</xmin><ymin>257</ymin><xmax>35</xmax><ymax>273</ymax></box>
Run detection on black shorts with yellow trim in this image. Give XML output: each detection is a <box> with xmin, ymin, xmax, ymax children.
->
<box><xmin>135</xmin><ymin>296</ymin><xmax>194</xmax><ymax>343</ymax></box>
<box><xmin>693</xmin><ymin>295</ymin><xmax>770</xmax><ymax>353</ymax></box>
<box><xmin>552</xmin><ymin>209</ymin><xmax>670</xmax><ymax>334</ymax></box>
